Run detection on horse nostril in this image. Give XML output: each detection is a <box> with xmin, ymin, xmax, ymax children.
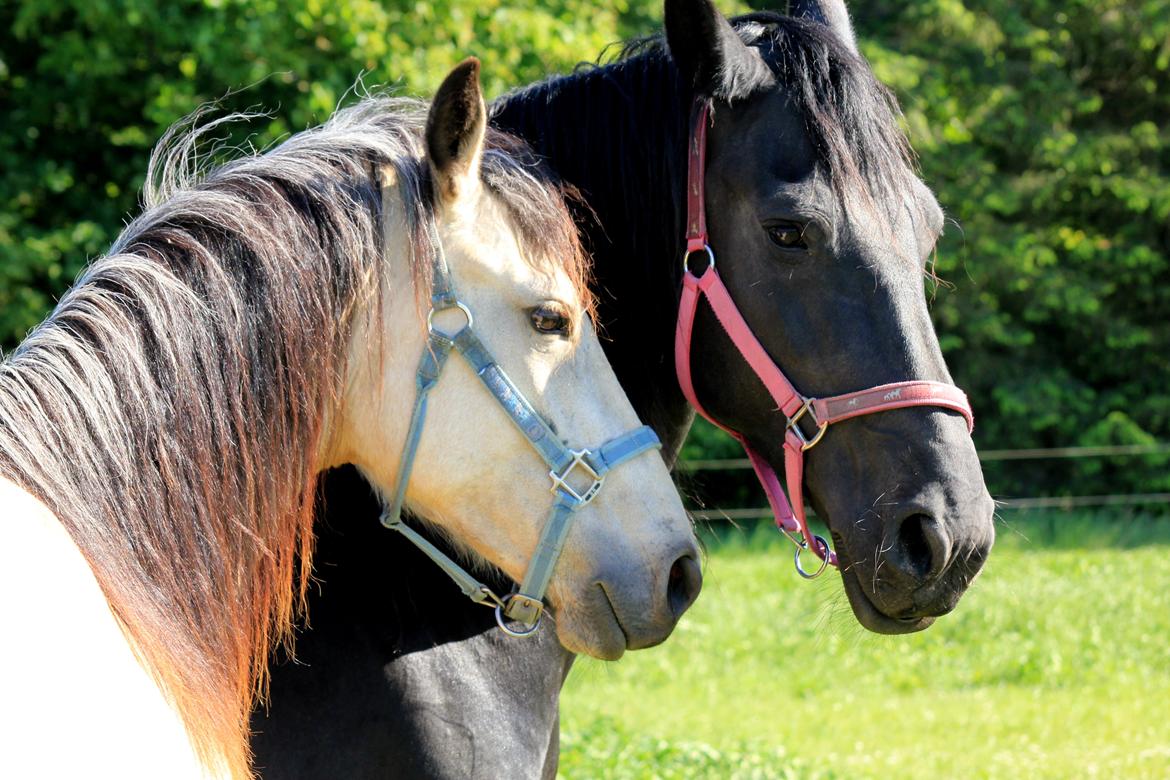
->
<box><xmin>895</xmin><ymin>512</ymin><xmax>949</xmax><ymax>582</ymax></box>
<box><xmin>667</xmin><ymin>554</ymin><xmax>702</xmax><ymax>619</ymax></box>
<box><xmin>900</xmin><ymin>513</ymin><xmax>932</xmax><ymax>579</ymax></box>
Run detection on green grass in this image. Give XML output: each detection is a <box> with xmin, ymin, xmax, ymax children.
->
<box><xmin>558</xmin><ymin>513</ymin><xmax>1170</xmax><ymax>779</ymax></box>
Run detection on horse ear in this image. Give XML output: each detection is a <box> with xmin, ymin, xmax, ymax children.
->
<box><xmin>663</xmin><ymin>0</ymin><xmax>765</xmax><ymax>98</ymax></box>
<box><xmin>426</xmin><ymin>57</ymin><xmax>486</xmax><ymax>206</ymax></box>
<box><xmin>789</xmin><ymin>0</ymin><xmax>859</xmax><ymax>54</ymax></box>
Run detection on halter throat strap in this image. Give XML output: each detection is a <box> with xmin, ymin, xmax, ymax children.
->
<box><xmin>675</xmin><ymin>99</ymin><xmax>975</xmax><ymax>574</ymax></box>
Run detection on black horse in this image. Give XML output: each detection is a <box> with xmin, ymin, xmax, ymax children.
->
<box><xmin>251</xmin><ymin>1</ymin><xmax>995</xmax><ymax>777</ymax></box>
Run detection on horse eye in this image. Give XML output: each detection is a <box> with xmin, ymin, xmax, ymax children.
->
<box><xmin>530</xmin><ymin>305</ymin><xmax>572</xmax><ymax>336</ymax></box>
<box><xmin>766</xmin><ymin>222</ymin><xmax>807</xmax><ymax>250</ymax></box>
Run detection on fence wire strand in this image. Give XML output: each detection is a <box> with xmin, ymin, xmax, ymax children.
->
<box><xmin>679</xmin><ymin>443</ymin><xmax>1170</xmax><ymax>516</ymax></box>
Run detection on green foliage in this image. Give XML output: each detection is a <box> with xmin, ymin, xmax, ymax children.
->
<box><xmin>0</xmin><ymin>0</ymin><xmax>669</xmax><ymax>345</ymax></box>
<box><xmin>560</xmin><ymin>514</ymin><xmax>1170</xmax><ymax>779</ymax></box>
<box><xmin>841</xmin><ymin>1</ymin><xmax>1170</xmax><ymax>496</ymax></box>
<box><xmin>2</xmin><ymin>0</ymin><xmax>1166</xmax><ymax>498</ymax></box>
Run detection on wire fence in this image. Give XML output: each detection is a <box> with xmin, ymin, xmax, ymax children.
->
<box><xmin>679</xmin><ymin>442</ymin><xmax>1170</xmax><ymax>521</ymax></box>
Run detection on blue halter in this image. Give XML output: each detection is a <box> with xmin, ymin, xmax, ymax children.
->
<box><xmin>379</xmin><ymin>220</ymin><xmax>662</xmax><ymax>636</ymax></box>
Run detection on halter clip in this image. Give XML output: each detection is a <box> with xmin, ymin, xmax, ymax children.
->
<box><xmin>794</xmin><ymin>534</ymin><xmax>832</xmax><ymax>579</ymax></box>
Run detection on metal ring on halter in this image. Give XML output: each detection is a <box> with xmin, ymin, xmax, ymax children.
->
<box><xmin>494</xmin><ymin>604</ymin><xmax>542</xmax><ymax>637</ymax></box>
<box><xmin>427</xmin><ymin>300</ymin><xmax>474</xmax><ymax>336</ymax></box>
<box><xmin>682</xmin><ymin>244</ymin><xmax>716</xmax><ymax>276</ymax></box>
<box><xmin>794</xmin><ymin>534</ymin><xmax>831</xmax><ymax>580</ymax></box>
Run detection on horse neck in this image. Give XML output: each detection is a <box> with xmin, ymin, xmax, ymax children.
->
<box><xmin>491</xmin><ymin>56</ymin><xmax>696</xmax><ymax>459</ymax></box>
<box><xmin>0</xmin><ymin>192</ymin><xmax>370</xmax><ymax>776</ymax></box>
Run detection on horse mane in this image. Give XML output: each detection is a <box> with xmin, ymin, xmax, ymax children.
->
<box><xmin>492</xmin><ymin>12</ymin><xmax>919</xmax><ymax>280</ymax></box>
<box><xmin>728</xmin><ymin>12</ymin><xmax>919</xmax><ymax>207</ymax></box>
<box><xmin>0</xmin><ymin>96</ymin><xmax>587</xmax><ymax>778</ymax></box>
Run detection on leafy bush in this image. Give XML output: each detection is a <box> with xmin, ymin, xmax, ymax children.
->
<box><xmin>844</xmin><ymin>0</ymin><xmax>1170</xmax><ymax>496</ymax></box>
<box><xmin>3</xmin><ymin>0</ymin><xmax>1166</xmax><ymax>497</ymax></box>
<box><xmin>0</xmin><ymin>0</ymin><xmax>658</xmax><ymax>344</ymax></box>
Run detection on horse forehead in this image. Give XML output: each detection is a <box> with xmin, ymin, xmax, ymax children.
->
<box><xmin>715</xmin><ymin>91</ymin><xmax>818</xmax><ymax>184</ymax></box>
<box><xmin>445</xmin><ymin>199</ymin><xmax>571</xmax><ymax>299</ymax></box>
<box><xmin>717</xmin><ymin>91</ymin><xmax>942</xmax><ymax>257</ymax></box>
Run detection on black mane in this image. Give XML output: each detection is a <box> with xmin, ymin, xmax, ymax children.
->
<box><xmin>735</xmin><ymin>12</ymin><xmax>918</xmax><ymax>206</ymax></box>
<box><xmin>492</xmin><ymin>13</ymin><xmax>917</xmax><ymax>283</ymax></box>
<box><xmin>491</xmin><ymin>42</ymin><xmax>691</xmax><ymax>301</ymax></box>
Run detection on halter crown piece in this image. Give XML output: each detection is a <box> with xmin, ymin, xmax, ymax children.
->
<box><xmin>379</xmin><ymin>218</ymin><xmax>663</xmax><ymax>636</ymax></box>
<box><xmin>674</xmin><ymin>99</ymin><xmax>976</xmax><ymax>578</ymax></box>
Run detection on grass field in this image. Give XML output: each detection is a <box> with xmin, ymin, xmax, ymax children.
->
<box><xmin>558</xmin><ymin>513</ymin><xmax>1170</xmax><ymax>779</ymax></box>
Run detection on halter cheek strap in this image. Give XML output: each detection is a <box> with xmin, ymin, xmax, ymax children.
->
<box><xmin>675</xmin><ymin>99</ymin><xmax>975</xmax><ymax>576</ymax></box>
<box><xmin>379</xmin><ymin>219</ymin><xmax>662</xmax><ymax>635</ymax></box>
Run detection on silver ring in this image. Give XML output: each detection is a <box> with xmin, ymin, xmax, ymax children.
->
<box><xmin>681</xmin><ymin>244</ymin><xmax>716</xmax><ymax>276</ymax></box>
<box><xmin>794</xmin><ymin>534</ymin><xmax>831</xmax><ymax>580</ymax></box>
<box><xmin>495</xmin><ymin>604</ymin><xmax>542</xmax><ymax>637</ymax></box>
<box><xmin>427</xmin><ymin>300</ymin><xmax>474</xmax><ymax>337</ymax></box>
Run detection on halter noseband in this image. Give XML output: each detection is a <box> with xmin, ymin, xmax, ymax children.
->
<box><xmin>379</xmin><ymin>220</ymin><xmax>662</xmax><ymax>636</ymax></box>
<box><xmin>674</xmin><ymin>99</ymin><xmax>975</xmax><ymax>577</ymax></box>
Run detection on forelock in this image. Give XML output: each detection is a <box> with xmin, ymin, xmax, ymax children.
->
<box><xmin>734</xmin><ymin>13</ymin><xmax>920</xmax><ymax>216</ymax></box>
<box><xmin>479</xmin><ymin>130</ymin><xmax>595</xmax><ymax>320</ymax></box>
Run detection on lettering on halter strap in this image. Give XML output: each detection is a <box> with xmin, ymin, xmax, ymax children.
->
<box><xmin>482</xmin><ymin>368</ymin><xmax>546</xmax><ymax>441</ymax></box>
<box><xmin>847</xmin><ymin>397</ymin><xmax>860</xmax><ymax>408</ymax></box>
<box><xmin>883</xmin><ymin>388</ymin><xmax>903</xmax><ymax>401</ymax></box>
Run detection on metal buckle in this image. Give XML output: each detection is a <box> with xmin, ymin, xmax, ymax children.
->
<box><xmin>496</xmin><ymin>595</ymin><xmax>543</xmax><ymax>637</ymax></box>
<box><xmin>786</xmin><ymin>397</ymin><xmax>828</xmax><ymax>451</ymax></box>
<box><xmin>427</xmin><ymin>300</ymin><xmax>473</xmax><ymax>338</ymax></box>
<box><xmin>549</xmin><ymin>449</ymin><xmax>605</xmax><ymax>505</ymax></box>
<box><xmin>682</xmin><ymin>244</ymin><xmax>716</xmax><ymax>277</ymax></box>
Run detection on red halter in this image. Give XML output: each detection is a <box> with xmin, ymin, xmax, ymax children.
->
<box><xmin>674</xmin><ymin>99</ymin><xmax>975</xmax><ymax>577</ymax></box>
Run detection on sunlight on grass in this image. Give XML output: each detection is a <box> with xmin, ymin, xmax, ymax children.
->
<box><xmin>559</xmin><ymin>513</ymin><xmax>1170</xmax><ymax>779</ymax></box>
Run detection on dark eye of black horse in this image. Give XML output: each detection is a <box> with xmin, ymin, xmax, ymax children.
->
<box><xmin>766</xmin><ymin>222</ymin><xmax>807</xmax><ymax>251</ymax></box>
<box><xmin>530</xmin><ymin>304</ymin><xmax>572</xmax><ymax>336</ymax></box>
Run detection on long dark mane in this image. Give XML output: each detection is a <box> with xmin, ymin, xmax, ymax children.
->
<box><xmin>492</xmin><ymin>12</ymin><xmax>918</xmax><ymax>284</ymax></box>
<box><xmin>0</xmin><ymin>97</ymin><xmax>587</xmax><ymax>777</ymax></box>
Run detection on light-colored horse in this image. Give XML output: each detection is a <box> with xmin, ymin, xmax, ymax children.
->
<box><xmin>0</xmin><ymin>61</ymin><xmax>698</xmax><ymax>778</ymax></box>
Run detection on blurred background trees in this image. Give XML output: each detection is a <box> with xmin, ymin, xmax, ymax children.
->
<box><xmin>0</xmin><ymin>0</ymin><xmax>654</xmax><ymax>345</ymax></box>
<box><xmin>848</xmin><ymin>0</ymin><xmax>1170</xmax><ymax>497</ymax></box>
<box><xmin>2</xmin><ymin>0</ymin><xmax>1167</xmax><ymax>499</ymax></box>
